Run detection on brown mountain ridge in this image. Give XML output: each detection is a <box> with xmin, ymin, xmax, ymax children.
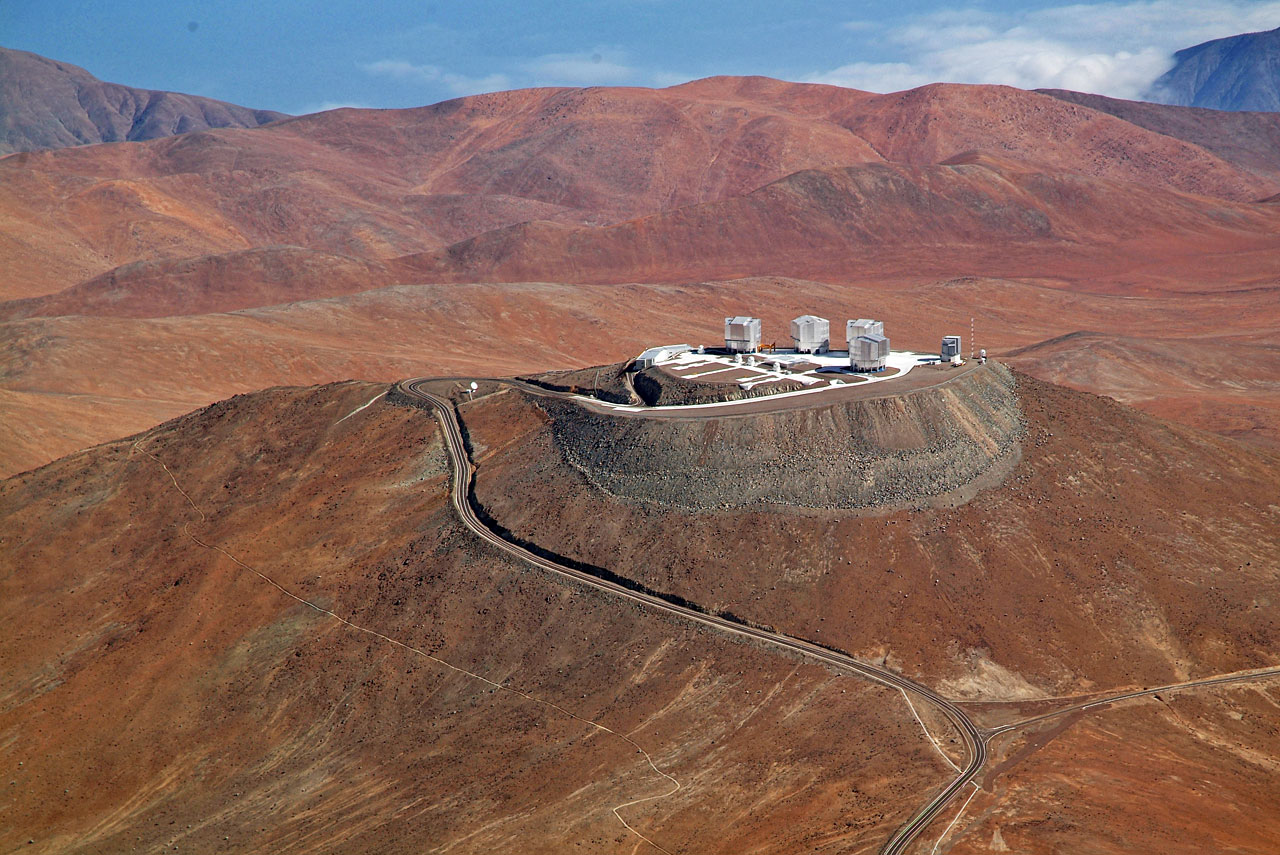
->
<box><xmin>0</xmin><ymin>46</ymin><xmax>287</xmax><ymax>155</ymax></box>
<box><xmin>3</xmin><ymin>364</ymin><xmax>1279</xmax><ymax>853</ymax></box>
<box><xmin>3</xmin><ymin>74</ymin><xmax>1280</xmax><ymax>477</ymax></box>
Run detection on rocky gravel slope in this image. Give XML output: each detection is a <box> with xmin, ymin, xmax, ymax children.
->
<box><xmin>537</xmin><ymin>363</ymin><xmax>1023</xmax><ymax>511</ymax></box>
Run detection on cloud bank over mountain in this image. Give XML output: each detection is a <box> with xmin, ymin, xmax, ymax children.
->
<box><xmin>809</xmin><ymin>1</ymin><xmax>1280</xmax><ymax>98</ymax></box>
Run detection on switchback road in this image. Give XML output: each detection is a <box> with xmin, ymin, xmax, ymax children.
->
<box><xmin>398</xmin><ymin>378</ymin><xmax>984</xmax><ymax>855</ymax></box>
<box><xmin>397</xmin><ymin>376</ymin><xmax>1280</xmax><ymax>854</ymax></box>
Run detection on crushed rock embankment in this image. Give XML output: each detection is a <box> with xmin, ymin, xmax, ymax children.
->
<box><xmin>535</xmin><ymin>362</ymin><xmax>1024</xmax><ymax>511</ymax></box>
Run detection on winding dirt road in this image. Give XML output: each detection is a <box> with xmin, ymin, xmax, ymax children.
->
<box><xmin>398</xmin><ymin>378</ymin><xmax>984</xmax><ymax>855</ymax></box>
<box><xmin>397</xmin><ymin>376</ymin><xmax>1280</xmax><ymax>854</ymax></box>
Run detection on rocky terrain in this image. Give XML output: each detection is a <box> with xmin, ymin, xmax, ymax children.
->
<box><xmin>0</xmin><ymin>381</ymin><xmax>952</xmax><ymax>854</ymax></box>
<box><xmin>451</xmin><ymin>365</ymin><xmax>1280</xmax><ymax>852</ymax></box>
<box><xmin>0</xmin><ymin>47</ymin><xmax>286</xmax><ymax>155</ymax></box>
<box><xmin>631</xmin><ymin>364</ymin><xmax>806</xmax><ymax>407</ymax></box>
<box><xmin>5</xmin><ymin>360</ymin><xmax>1278</xmax><ymax>855</ymax></box>
<box><xmin>537</xmin><ymin>363</ymin><xmax>1022</xmax><ymax>511</ymax></box>
<box><xmin>395</xmin><ymin>158</ymin><xmax>1280</xmax><ymax>286</ymax></box>
<box><xmin>5</xmin><ymin>38</ymin><xmax>1280</xmax><ymax>855</ymax></box>
<box><xmin>465</xmin><ymin>368</ymin><xmax>1280</xmax><ymax>694</ymax></box>
<box><xmin>520</xmin><ymin>362</ymin><xmax>636</xmax><ymax>405</ymax></box>
<box><xmin>957</xmin><ymin>682</ymin><xmax>1280</xmax><ymax>854</ymax></box>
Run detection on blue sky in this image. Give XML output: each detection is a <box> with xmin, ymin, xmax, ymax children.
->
<box><xmin>2</xmin><ymin>0</ymin><xmax>1278</xmax><ymax>113</ymax></box>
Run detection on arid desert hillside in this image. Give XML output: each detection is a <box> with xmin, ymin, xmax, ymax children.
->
<box><xmin>0</xmin><ymin>381</ymin><xmax>954</xmax><ymax>854</ymax></box>
<box><xmin>3</xmin><ymin>75</ymin><xmax>1280</xmax><ymax>477</ymax></box>
<box><xmin>4</xmin><ymin>366</ymin><xmax>1279</xmax><ymax>853</ymax></box>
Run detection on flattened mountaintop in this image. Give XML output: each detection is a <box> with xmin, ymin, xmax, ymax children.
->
<box><xmin>523</xmin><ymin>362</ymin><xmax>1022</xmax><ymax>511</ymax></box>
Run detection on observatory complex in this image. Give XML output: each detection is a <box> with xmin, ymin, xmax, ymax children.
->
<box><xmin>627</xmin><ymin>314</ymin><xmax>971</xmax><ymax>404</ymax></box>
<box><xmin>729</xmin><ymin>314</ymin><xmax>897</xmax><ymax>374</ymax></box>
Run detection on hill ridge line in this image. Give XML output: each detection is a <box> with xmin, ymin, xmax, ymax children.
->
<box><xmin>127</xmin><ymin>429</ymin><xmax>681</xmax><ymax>854</ymax></box>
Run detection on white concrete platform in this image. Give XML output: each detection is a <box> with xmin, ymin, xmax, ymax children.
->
<box><xmin>616</xmin><ymin>347</ymin><xmax>942</xmax><ymax>412</ymax></box>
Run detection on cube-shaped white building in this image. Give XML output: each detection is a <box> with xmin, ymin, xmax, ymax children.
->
<box><xmin>790</xmin><ymin>315</ymin><xmax>830</xmax><ymax>354</ymax></box>
<box><xmin>847</xmin><ymin>318</ymin><xmax>884</xmax><ymax>345</ymax></box>
<box><xmin>724</xmin><ymin>316</ymin><xmax>762</xmax><ymax>352</ymax></box>
<box><xmin>851</xmin><ymin>333</ymin><xmax>890</xmax><ymax>371</ymax></box>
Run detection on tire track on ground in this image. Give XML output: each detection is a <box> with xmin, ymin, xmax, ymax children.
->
<box><xmin>129</xmin><ymin>431</ymin><xmax>681</xmax><ymax>854</ymax></box>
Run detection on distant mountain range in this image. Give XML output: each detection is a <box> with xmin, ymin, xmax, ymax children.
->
<box><xmin>0</xmin><ymin>46</ymin><xmax>287</xmax><ymax>155</ymax></box>
<box><xmin>1148</xmin><ymin>25</ymin><xmax>1280</xmax><ymax>111</ymax></box>
<box><xmin>2</xmin><ymin>45</ymin><xmax>1280</xmax><ymax>477</ymax></box>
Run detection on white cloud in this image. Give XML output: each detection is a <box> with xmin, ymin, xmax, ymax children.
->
<box><xmin>650</xmin><ymin>70</ymin><xmax>697</xmax><ymax>88</ymax></box>
<box><xmin>810</xmin><ymin>1</ymin><xmax>1280</xmax><ymax>98</ymax></box>
<box><xmin>524</xmin><ymin>49</ymin><xmax>638</xmax><ymax>86</ymax></box>
<box><xmin>810</xmin><ymin>62</ymin><xmax>933</xmax><ymax>94</ymax></box>
<box><xmin>363</xmin><ymin>59</ymin><xmax>440</xmax><ymax>85</ymax></box>
<box><xmin>297</xmin><ymin>100</ymin><xmax>374</xmax><ymax>114</ymax></box>
<box><xmin>362</xmin><ymin>59</ymin><xmax>511</xmax><ymax>96</ymax></box>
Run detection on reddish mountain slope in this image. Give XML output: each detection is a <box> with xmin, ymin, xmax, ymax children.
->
<box><xmin>829</xmin><ymin>83</ymin><xmax>1276</xmax><ymax>200</ymax></box>
<box><xmin>4</xmin><ymin>77</ymin><xmax>1278</xmax><ymax>302</ymax></box>
<box><xmin>4</xmin><ymin>270</ymin><xmax>1279</xmax><ymax>480</ymax></box>
<box><xmin>2</xmin><ymin>75</ymin><xmax>1279</xmax><ymax>476</ymax></box>
<box><xmin>0</xmin><ymin>47</ymin><xmax>286</xmax><ymax>155</ymax></box>
<box><xmin>0</xmin><ymin>247</ymin><xmax>390</xmax><ymax>320</ymax></box>
<box><xmin>456</xmin><ymin>368</ymin><xmax>1280</xmax><ymax>854</ymax></box>
<box><xmin>1005</xmin><ymin>331</ymin><xmax>1280</xmax><ymax>449</ymax></box>
<box><xmin>1039</xmin><ymin>88</ymin><xmax>1280</xmax><ymax>185</ymax></box>
<box><xmin>0</xmin><ymin>382</ymin><xmax>945</xmax><ymax>854</ymax></box>
<box><xmin>468</xmin><ymin>368</ymin><xmax>1280</xmax><ymax>692</ymax></box>
<box><xmin>397</xmin><ymin>159</ymin><xmax>1280</xmax><ymax>285</ymax></box>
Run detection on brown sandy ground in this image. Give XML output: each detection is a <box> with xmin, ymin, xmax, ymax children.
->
<box><xmin>0</xmin><ymin>382</ymin><xmax>951</xmax><ymax>854</ymax></box>
<box><xmin>454</xmin><ymin>370</ymin><xmax>1280</xmax><ymax>853</ymax></box>
<box><xmin>462</xmin><ymin>370</ymin><xmax>1280</xmax><ymax>696</ymax></box>
<box><xmin>946</xmin><ymin>682</ymin><xmax>1280</xmax><ymax>854</ymax></box>
<box><xmin>4</xmin><ymin>272</ymin><xmax>1279</xmax><ymax>480</ymax></box>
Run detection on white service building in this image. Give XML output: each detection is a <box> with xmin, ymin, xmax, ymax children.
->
<box><xmin>635</xmin><ymin>344</ymin><xmax>693</xmax><ymax>370</ymax></box>
<box><xmin>851</xmin><ymin>333</ymin><xmax>891</xmax><ymax>371</ymax></box>
<box><xmin>724</xmin><ymin>316</ymin><xmax>762</xmax><ymax>352</ymax></box>
<box><xmin>790</xmin><ymin>315</ymin><xmax>830</xmax><ymax>354</ymax></box>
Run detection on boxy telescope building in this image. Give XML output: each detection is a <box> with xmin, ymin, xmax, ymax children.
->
<box><xmin>725</xmin><ymin>316</ymin><xmax>762</xmax><ymax>352</ymax></box>
<box><xmin>790</xmin><ymin>315</ymin><xmax>830</xmax><ymax>354</ymax></box>
<box><xmin>714</xmin><ymin>313</ymin><xmax>895</xmax><ymax>371</ymax></box>
<box><xmin>847</xmin><ymin>318</ymin><xmax>884</xmax><ymax>341</ymax></box>
<box><xmin>941</xmin><ymin>335</ymin><xmax>962</xmax><ymax>360</ymax></box>
<box><xmin>851</xmin><ymin>332</ymin><xmax>890</xmax><ymax>371</ymax></box>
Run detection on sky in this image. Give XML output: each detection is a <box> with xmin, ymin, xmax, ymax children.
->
<box><xmin>2</xmin><ymin>0</ymin><xmax>1278</xmax><ymax>114</ymax></box>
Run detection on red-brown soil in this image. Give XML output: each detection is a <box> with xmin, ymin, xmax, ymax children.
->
<box><xmin>4</xmin><ymin>272</ymin><xmax>1279</xmax><ymax>479</ymax></box>
<box><xmin>3</xmin><ymin>76</ymin><xmax>1279</xmax><ymax>479</ymax></box>
<box><xmin>0</xmin><ymin>246</ymin><xmax>391</xmax><ymax>320</ymax></box>
<box><xmin>1038</xmin><ymin>88</ymin><xmax>1280</xmax><ymax>184</ymax></box>
<box><xmin>395</xmin><ymin>158</ymin><xmax>1280</xmax><ymax>286</ymax></box>
<box><xmin>450</xmin><ymin>367</ymin><xmax>1280</xmax><ymax>851</ymax></box>
<box><xmin>5</xmin><ymin>69</ymin><xmax>1279</xmax><ymax>855</ymax></box>
<box><xmin>950</xmin><ymin>682</ymin><xmax>1280</xmax><ymax>854</ymax></box>
<box><xmin>0</xmin><ymin>382</ymin><xmax>951</xmax><ymax>854</ymax></box>
<box><xmin>1004</xmin><ymin>331</ymin><xmax>1280</xmax><ymax>450</ymax></box>
<box><xmin>464</xmin><ymin>369</ymin><xmax>1280</xmax><ymax>694</ymax></box>
<box><xmin>4</xmin><ymin>77</ymin><xmax>1278</xmax><ymax>302</ymax></box>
